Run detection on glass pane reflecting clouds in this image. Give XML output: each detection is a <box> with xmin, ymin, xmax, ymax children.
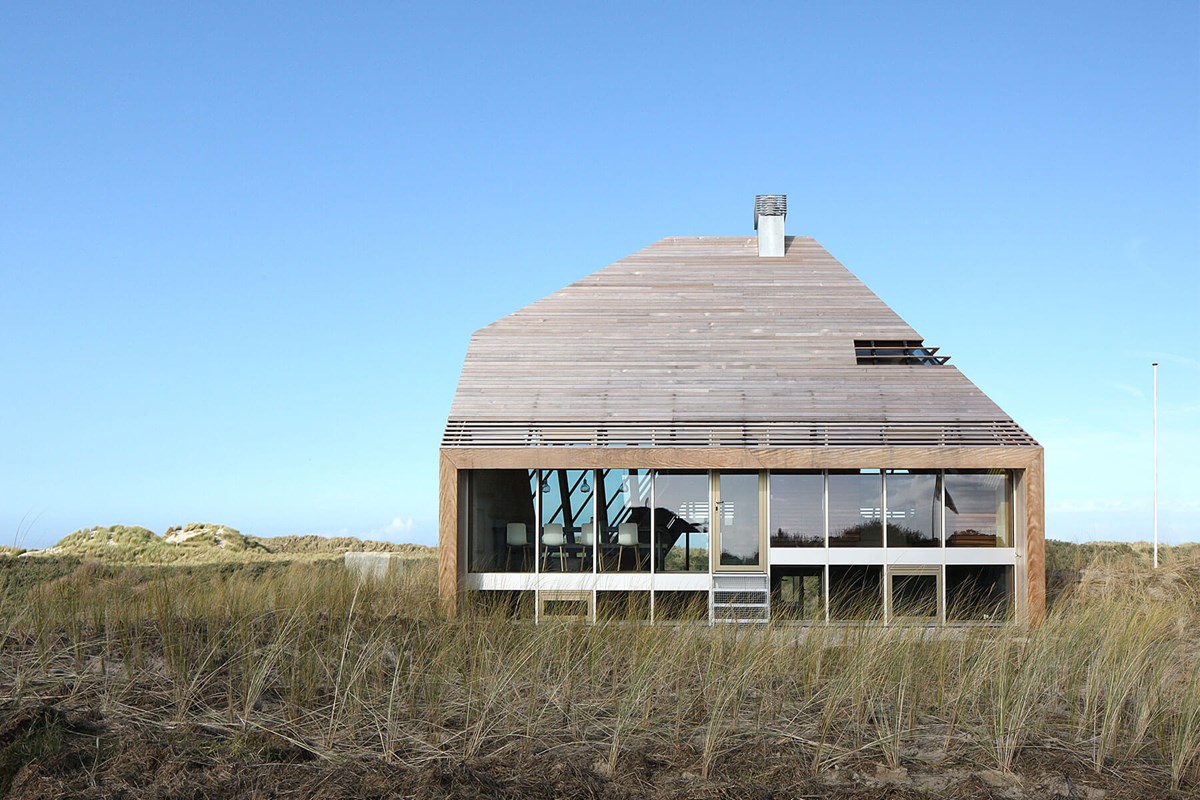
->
<box><xmin>885</xmin><ymin>470</ymin><xmax>940</xmax><ymax>547</ymax></box>
<box><xmin>828</xmin><ymin>470</ymin><xmax>882</xmax><ymax>547</ymax></box>
<box><xmin>945</xmin><ymin>470</ymin><xmax>1012</xmax><ymax>547</ymax></box>
<box><xmin>655</xmin><ymin>471</ymin><xmax>709</xmax><ymax>572</ymax></box>
<box><xmin>769</xmin><ymin>472</ymin><xmax>823</xmax><ymax>547</ymax></box>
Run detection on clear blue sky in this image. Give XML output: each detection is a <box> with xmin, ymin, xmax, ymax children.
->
<box><xmin>3</xmin><ymin>2</ymin><xmax>1197</xmax><ymax>549</ymax></box>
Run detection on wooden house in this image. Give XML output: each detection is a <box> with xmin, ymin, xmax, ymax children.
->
<box><xmin>440</xmin><ymin>196</ymin><xmax>1044</xmax><ymax>624</ymax></box>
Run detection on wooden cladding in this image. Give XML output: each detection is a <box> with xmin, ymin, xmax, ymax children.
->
<box><xmin>448</xmin><ymin>237</ymin><xmax>1019</xmax><ymax>427</ymax></box>
<box><xmin>443</xmin><ymin>419</ymin><xmax>1038</xmax><ymax>448</ymax></box>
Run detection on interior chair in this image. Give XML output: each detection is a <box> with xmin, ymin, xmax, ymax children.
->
<box><xmin>541</xmin><ymin>523</ymin><xmax>567</xmax><ymax>572</ymax></box>
<box><xmin>577</xmin><ymin>522</ymin><xmax>595</xmax><ymax>571</ymax></box>
<box><xmin>617</xmin><ymin>522</ymin><xmax>641</xmax><ymax>571</ymax></box>
<box><xmin>506</xmin><ymin>522</ymin><xmax>530</xmax><ymax>570</ymax></box>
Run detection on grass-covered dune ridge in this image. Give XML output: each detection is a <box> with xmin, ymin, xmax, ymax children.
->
<box><xmin>0</xmin><ymin>542</ymin><xmax>1197</xmax><ymax>798</ymax></box>
<box><xmin>19</xmin><ymin>523</ymin><xmax>434</xmax><ymax>564</ymax></box>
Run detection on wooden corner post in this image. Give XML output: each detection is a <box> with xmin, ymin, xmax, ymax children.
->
<box><xmin>438</xmin><ymin>451</ymin><xmax>460</xmax><ymax>618</ymax></box>
<box><xmin>1025</xmin><ymin>450</ymin><xmax>1046</xmax><ymax>626</ymax></box>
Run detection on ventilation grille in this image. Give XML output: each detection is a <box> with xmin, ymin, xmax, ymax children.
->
<box><xmin>712</xmin><ymin>574</ymin><xmax>769</xmax><ymax>623</ymax></box>
<box><xmin>855</xmin><ymin>340</ymin><xmax>949</xmax><ymax>366</ymax></box>
<box><xmin>442</xmin><ymin>419</ymin><xmax>1038</xmax><ymax>448</ymax></box>
<box><xmin>753</xmin><ymin>194</ymin><xmax>787</xmax><ymax>227</ymax></box>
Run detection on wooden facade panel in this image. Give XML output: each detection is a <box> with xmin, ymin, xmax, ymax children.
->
<box><xmin>1025</xmin><ymin>451</ymin><xmax>1046</xmax><ymax>624</ymax></box>
<box><xmin>443</xmin><ymin>445</ymin><xmax>1042</xmax><ymax>471</ymax></box>
<box><xmin>438</xmin><ymin>452</ymin><xmax>458</xmax><ymax>617</ymax></box>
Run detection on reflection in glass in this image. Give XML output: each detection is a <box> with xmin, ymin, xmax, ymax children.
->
<box><xmin>829</xmin><ymin>565</ymin><xmax>883</xmax><ymax>620</ymax></box>
<box><xmin>771</xmin><ymin>566</ymin><xmax>824</xmax><ymax>620</ymax></box>
<box><xmin>828</xmin><ymin>471</ymin><xmax>883</xmax><ymax>547</ymax></box>
<box><xmin>654</xmin><ymin>471</ymin><xmax>709</xmax><ymax>572</ymax></box>
<box><xmin>890</xmin><ymin>572</ymin><xmax>939</xmax><ymax>620</ymax></box>
<box><xmin>885</xmin><ymin>470</ymin><xmax>941</xmax><ymax>547</ymax></box>
<box><xmin>599</xmin><ymin>468</ymin><xmax>651</xmax><ymax>572</ymax></box>
<box><xmin>467</xmin><ymin>469</ymin><xmax>536</xmax><ymax>573</ymax></box>
<box><xmin>769</xmin><ymin>472</ymin><xmax>824</xmax><ymax>547</ymax></box>
<box><xmin>947</xmin><ymin>565</ymin><xmax>1012</xmax><ymax>620</ymax></box>
<box><xmin>945</xmin><ymin>470</ymin><xmax>1012</xmax><ymax>547</ymax></box>
<box><xmin>718</xmin><ymin>472</ymin><xmax>761</xmax><ymax>567</ymax></box>
<box><xmin>540</xmin><ymin>470</ymin><xmax>595</xmax><ymax>571</ymax></box>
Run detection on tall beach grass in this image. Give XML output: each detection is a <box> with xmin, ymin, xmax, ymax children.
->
<box><xmin>1</xmin><ymin>543</ymin><xmax>1197</xmax><ymax>791</ymax></box>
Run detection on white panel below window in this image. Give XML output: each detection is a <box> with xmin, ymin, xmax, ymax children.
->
<box><xmin>769</xmin><ymin>548</ymin><xmax>828</xmax><ymax>566</ymax></box>
<box><xmin>945</xmin><ymin>548</ymin><xmax>1017</xmax><ymax>566</ymax></box>
<box><xmin>828</xmin><ymin>548</ymin><xmax>887</xmax><ymax>565</ymax></box>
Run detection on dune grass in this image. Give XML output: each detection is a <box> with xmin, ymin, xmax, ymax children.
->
<box><xmin>1</xmin><ymin>543</ymin><xmax>1197</xmax><ymax>794</ymax></box>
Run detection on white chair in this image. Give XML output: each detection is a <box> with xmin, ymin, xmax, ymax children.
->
<box><xmin>617</xmin><ymin>522</ymin><xmax>642</xmax><ymax>571</ymax></box>
<box><xmin>541</xmin><ymin>523</ymin><xmax>567</xmax><ymax>571</ymax></box>
<box><xmin>577</xmin><ymin>522</ymin><xmax>595</xmax><ymax>571</ymax></box>
<box><xmin>506</xmin><ymin>523</ymin><xmax>530</xmax><ymax>570</ymax></box>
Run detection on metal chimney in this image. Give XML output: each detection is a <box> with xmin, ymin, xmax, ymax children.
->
<box><xmin>754</xmin><ymin>195</ymin><xmax>787</xmax><ymax>257</ymax></box>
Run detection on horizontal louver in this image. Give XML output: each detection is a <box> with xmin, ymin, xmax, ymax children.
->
<box><xmin>442</xmin><ymin>419</ymin><xmax>1037</xmax><ymax>448</ymax></box>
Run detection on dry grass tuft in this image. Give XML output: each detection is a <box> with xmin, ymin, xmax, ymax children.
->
<box><xmin>0</xmin><ymin>542</ymin><xmax>1197</xmax><ymax>797</ymax></box>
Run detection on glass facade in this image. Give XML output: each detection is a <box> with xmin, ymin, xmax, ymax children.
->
<box><xmin>654</xmin><ymin>471</ymin><xmax>709</xmax><ymax>572</ymax></box>
<box><xmin>467</xmin><ymin>469</ymin><xmax>537</xmax><ymax>572</ymax></box>
<box><xmin>462</xmin><ymin>467</ymin><xmax>1020</xmax><ymax>623</ymax></box>
<box><xmin>890</xmin><ymin>570</ymin><xmax>939</xmax><ymax>620</ymax></box>
<box><xmin>828</xmin><ymin>470</ymin><xmax>883</xmax><ymax>547</ymax></box>
<box><xmin>947</xmin><ymin>565</ymin><xmax>1013</xmax><ymax>620</ymax></box>
<box><xmin>717</xmin><ymin>472</ymin><xmax>762</xmax><ymax>568</ymax></box>
<box><xmin>599</xmin><ymin>468</ymin><xmax>651</xmax><ymax>572</ymax></box>
<box><xmin>466</xmin><ymin>467</ymin><xmax>1017</xmax><ymax>568</ymax></box>
<box><xmin>945</xmin><ymin>470</ymin><xmax>1013</xmax><ymax>547</ymax></box>
<box><xmin>885</xmin><ymin>470</ymin><xmax>941</xmax><ymax>547</ymax></box>
<box><xmin>768</xmin><ymin>472</ymin><xmax>824</xmax><ymax>547</ymax></box>
<box><xmin>829</xmin><ymin>565</ymin><xmax>884</xmax><ymax>620</ymax></box>
<box><xmin>539</xmin><ymin>469</ymin><xmax>594</xmax><ymax>572</ymax></box>
<box><xmin>771</xmin><ymin>566</ymin><xmax>824</xmax><ymax>621</ymax></box>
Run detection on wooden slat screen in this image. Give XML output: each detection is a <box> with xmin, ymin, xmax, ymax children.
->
<box><xmin>442</xmin><ymin>419</ymin><xmax>1038</xmax><ymax>448</ymax></box>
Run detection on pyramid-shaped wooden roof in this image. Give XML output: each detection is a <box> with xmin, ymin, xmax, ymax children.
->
<box><xmin>444</xmin><ymin>236</ymin><xmax>1036</xmax><ymax>448</ymax></box>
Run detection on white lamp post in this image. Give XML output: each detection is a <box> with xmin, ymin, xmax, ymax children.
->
<box><xmin>1153</xmin><ymin>362</ymin><xmax>1158</xmax><ymax>570</ymax></box>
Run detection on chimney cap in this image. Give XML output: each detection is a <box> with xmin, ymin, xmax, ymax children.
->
<box><xmin>754</xmin><ymin>195</ymin><xmax>787</xmax><ymax>229</ymax></box>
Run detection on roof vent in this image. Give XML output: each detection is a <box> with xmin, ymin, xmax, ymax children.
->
<box><xmin>754</xmin><ymin>195</ymin><xmax>786</xmax><ymax>257</ymax></box>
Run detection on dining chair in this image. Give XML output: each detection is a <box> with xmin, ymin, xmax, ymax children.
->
<box><xmin>577</xmin><ymin>522</ymin><xmax>595</xmax><ymax>571</ymax></box>
<box><xmin>541</xmin><ymin>523</ymin><xmax>567</xmax><ymax>571</ymax></box>
<box><xmin>506</xmin><ymin>522</ymin><xmax>530</xmax><ymax>570</ymax></box>
<box><xmin>617</xmin><ymin>522</ymin><xmax>641</xmax><ymax>571</ymax></box>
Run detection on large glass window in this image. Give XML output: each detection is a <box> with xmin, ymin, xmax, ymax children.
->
<box><xmin>829</xmin><ymin>565</ymin><xmax>883</xmax><ymax>620</ymax></box>
<box><xmin>771</xmin><ymin>566</ymin><xmax>824</xmax><ymax>621</ymax></box>
<box><xmin>716</xmin><ymin>471</ymin><xmax>762</xmax><ymax>568</ymax></box>
<box><xmin>599</xmin><ymin>468</ymin><xmax>651</xmax><ymax>572</ymax></box>
<box><xmin>828</xmin><ymin>470</ymin><xmax>883</xmax><ymax>547</ymax></box>
<box><xmin>889</xmin><ymin>567</ymin><xmax>940</xmax><ymax>621</ymax></box>
<box><xmin>885</xmin><ymin>470</ymin><xmax>941</xmax><ymax>547</ymax></box>
<box><xmin>945</xmin><ymin>470</ymin><xmax>1013</xmax><ymax>547</ymax></box>
<box><xmin>654</xmin><ymin>471</ymin><xmax>709</xmax><ymax>572</ymax></box>
<box><xmin>769</xmin><ymin>472</ymin><xmax>824</xmax><ymax>547</ymax></box>
<box><xmin>539</xmin><ymin>469</ymin><xmax>594</xmax><ymax>572</ymax></box>
<box><xmin>947</xmin><ymin>565</ymin><xmax>1013</xmax><ymax>620</ymax></box>
<box><xmin>467</xmin><ymin>469</ymin><xmax>537</xmax><ymax>573</ymax></box>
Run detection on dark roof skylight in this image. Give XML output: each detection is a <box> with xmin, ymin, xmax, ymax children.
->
<box><xmin>855</xmin><ymin>339</ymin><xmax>949</xmax><ymax>366</ymax></box>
